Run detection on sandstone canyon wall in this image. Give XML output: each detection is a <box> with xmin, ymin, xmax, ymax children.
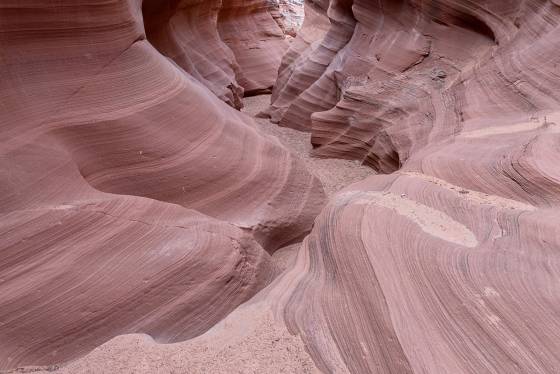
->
<box><xmin>0</xmin><ymin>0</ymin><xmax>323</xmax><ymax>369</ymax></box>
<box><xmin>273</xmin><ymin>0</ymin><xmax>306</xmax><ymax>37</ymax></box>
<box><xmin>3</xmin><ymin>0</ymin><xmax>560</xmax><ymax>373</ymax></box>
<box><xmin>143</xmin><ymin>0</ymin><xmax>292</xmax><ymax>109</ymax></box>
<box><xmin>218</xmin><ymin>0</ymin><xmax>290</xmax><ymax>95</ymax></box>
<box><xmin>267</xmin><ymin>0</ymin><xmax>560</xmax><ymax>172</ymax></box>
<box><xmin>267</xmin><ymin>0</ymin><xmax>560</xmax><ymax>372</ymax></box>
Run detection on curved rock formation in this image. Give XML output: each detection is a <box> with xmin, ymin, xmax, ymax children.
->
<box><xmin>143</xmin><ymin>0</ymin><xmax>291</xmax><ymax>109</ymax></box>
<box><xmin>4</xmin><ymin>0</ymin><xmax>560</xmax><ymax>372</ymax></box>
<box><xmin>0</xmin><ymin>0</ymin><xmax>323</xmax><ymax>369</ymax></box>
<box><xmin>218</xmin><ymin>0</ymin><xmax>290</xmax><ymax>95</ymax></box>
<box><xmin>264</xmin><ymin>0</ymin><xmax>560</xmax><ymax>372</ymax></box>
<box><xmin>285</xmin><ymin>169</ymin><xmax>560</xmax><ymax>372</ymax></box>
<box><xmin>266</xmin><ymin>0</ymin><xmax>560</xmax><ymax>171</ymax></box>
<box><xmin>0</xmin><ymin>150</ymin><xmax>271</xmax><ymax>367</ymax></box>
<box><xmin>143</xmin><ymin>0</ymin><xmax>246</xmax><ymax>108</ymax></box>
<box><xmin>262</xmin><ymin>0</ymin><xmax>356</xmax><ymax>128</ymax></box>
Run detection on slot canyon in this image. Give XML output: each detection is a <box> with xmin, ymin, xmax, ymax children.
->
<box><xmin>2</xmin><ymin>0</ymin><xmax>560</xmax><ymax>373</ymax></box>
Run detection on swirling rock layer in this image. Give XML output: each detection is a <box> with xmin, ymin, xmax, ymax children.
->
<box><xmin>218</xmin><ymin>0</ymin><xmax>290</xmax><ymax>95</ymax></box>
<box><xmin>0</xmin><ymin>0</ymin><xmax>323</xmax><ymax>369</ymax></box>
<box><xmin>4</xmin><ymin>0</ymin><xmax>560</xmax><ymax>372</ymax></box>
<box><xmin>286</xmin><ymin>170</ymin><xmax>560</xmax><ymax>373</ymax></box>
<box><xmin>143</xmin><ymin>0</ymin><xmax>292</xmax><ymax>108</ymax></box>
<box><xmin>267</xmin><ymin>0</ymin><xmax>560</xmax><ymax>169</ymax></box>
<box><xmin>143</xmin><ymin>0</ymin><xmax>245</xmax><ymax>108</ymax></box>
<box><xmin>267</xmin><ymin>0</ymin><xmax>560</xmax><ymax>373</ymax></box>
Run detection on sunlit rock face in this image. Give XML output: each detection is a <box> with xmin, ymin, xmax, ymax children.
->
<box><xmin>0</xmin><ymin>0</ymin><xmax>325</xmax><ymax>369</ymax></box>
<box><xmin>267</xmin><ymin>1</ymin><xmax>560</xmax><ymax>373</ymax></box>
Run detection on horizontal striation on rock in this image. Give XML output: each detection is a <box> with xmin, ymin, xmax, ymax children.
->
<box><xmin>0</xmin><ymin>140</ymin><xmax>271</xmax><ymax>367</ymax></box>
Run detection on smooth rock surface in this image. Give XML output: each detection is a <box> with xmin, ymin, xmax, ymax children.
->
<box><xmin>218</xmin><ymin>0</ymin><xmax>290</xmax><ymax>95</ymax></box>
<box><xmin>265</xmin><ymin>0</ymin><xmax>560</xmax><ymax>372</ymax></box>
<box><xmin>0</xmin><ymin>0</ymin><xmax>322</xmax><ymax>369</ymax></box>
<box><xmin>3</xmin><ymin>0</ymin><xmax>560</xmax><ymax>373</ymax></box>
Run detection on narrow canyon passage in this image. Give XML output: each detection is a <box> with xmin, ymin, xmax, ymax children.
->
<box><xmin>243</xmin><ymin>95</ymin><xmax>373</xmax><ymax>275</ymax></box>
<box><xmin>242</xmin><ymin>95</ymin><xmax>373</xmax><ymax>197</ymax></box>
<box><xmin>3</xmin><ymin>0</ymin><xmax>560</xmax><ymax>373</ymax></box>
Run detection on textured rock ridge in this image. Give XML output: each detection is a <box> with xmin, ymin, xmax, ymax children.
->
<box><xmin>267</xmin><ymin>0</ymin><xmax>560</xmax><ymax>372</ymax></box>
<box><xmin>273</xmin><ymin>0</ymin><xmax>305</xmax><ymax>37</ymax></box>
<box><xmin>285</xmin><ymin>169</ymin><xmax>560</xmax><ymax>372</ymax></box>
<box><xmin>266</xmin><ymin>0</ymin><xmax>560</xmax><ymax>171</ymax></box>
<box><xmin>0</xmin><ymin>0</ymin><xmax>323</xmax><ymax>369</ymax></box>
